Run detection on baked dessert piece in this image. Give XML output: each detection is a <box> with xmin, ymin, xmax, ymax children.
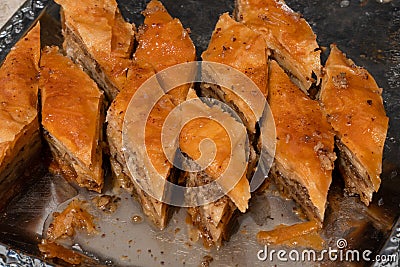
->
<box><xmin>180</xmin><ymin>89</ymin><xmax>251</xmax><ymax>247</ymax></box>
<box><xmin>201</xmin><ymin>13</ymin><xmax>268</xmax><ymax>137</ymax></box>
<box><xmin>40</xmin><ymin>46</ymin><xmax>104</xmax><ymax>192</ymax></box>
<box><xmin>235</xmin><ymin>0</ymin><xmax>321</xmax><ymax>93</ymax></box>
<box><xmin>201</xmin><ymin>13</ymin><xmax>268</xmax><ymax>181</ymax></box>
<box><xmin>55</xmin><ymin>0</ymin><xmax>135</xmax><ymax>100</ymax></box>
<box><xmin>106</xmin><ymin>0</ymin><xmax>196</xmax><ymax>229</ymax></box>
<box><xmin>266</xmin><ymin>60</ymin><xmax>335</xmax><ymax>223</ymax></box>
<box><xmin>319</xmin><ymin>45</ymin><xmax>389</xmax><ymax>205</ymax></box>
<box><xmin>107</xmin><ymin>62</ymin><xmax>179</xmax><ymax>229</ymax></box>
<box><xmin>0</xmin><ymin>23</ymin><xmax>41</xmax><ymax>210</ymax></box>
<box><xmin>106</xmin><ymin>63</ymin><xmax>155</xmax><ymax>193</ymax></box>
<box><xmin>134</xmin><ymin>0</ymin><xmax>196</xmax><ymax>105</ymax></box>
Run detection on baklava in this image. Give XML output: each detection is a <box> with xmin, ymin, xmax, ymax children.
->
<box><xmin>0</xmin><ymin>23</ymin><xmax>41</xmax><ymax>209</ymax></box>
<box><xmin>55</xmin><ymin>0</ymin><xmax>135</xmax><ymax>100</ymax></box>
<box><xmin>180</xmin><ymin>89</ymin><xmax>251</xmax><ymax>247</ymax></box>
<box><xmin>201</xmin><ymin>13</ymin><xmax>268</xmax><ymax>137</ymax></box>
<box><xmin>107</xmin><ymin>62</ymin><xmax>178</xmax><ymax>229</ymax></box>
<box><xmin>134</xmin><ymin>0</ymin><xmax>196</xmax><ymax>105</ymax></box>
<box><xmin>40</xmin><ymin>47</ymin><xmax>104</xmax><ymax>192</ymax></box>
<box><xmin>319</xmin><ymin>45</ymin><xmax>389</xmax><ymax>205</ymax></box>
<box><xmin>235</xmin><ymin>0</ymin><xmax>322</xmax><ymax>92</ymax></box>
<box><xmin>266</xmin><ymin>60</ymin><xmax>336</xmax><ymax>223</ymax></box>
<box><xmin>106</xmin><ymin>0</ymin><xmax>196</xmax><ymax>229</ymax></box>
<box><xmin>200</xmin><ymin>13</ymin><xmax>269</xmax><ymax>181</ymax></box>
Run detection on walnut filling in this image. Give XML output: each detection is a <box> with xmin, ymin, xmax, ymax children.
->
<box><xmin>269</xmin><ymin>49</ymin><xmax>316</xmax><ymax>94</ymax></box>
<box><xmin>336</xmin><ymin>138</ymin><xmax>374</xmax><ymax>205</ymax></box>
<box><xmin>270</xmin><ymin>163</ymin><xmax>323</xmax><ymax>223</ymax></box>
<box><xmin>185</xmin><ymin>168</ymin><xmax>237</xmax><ymax>248</ymax></box>
<box><xmin>44</xmin><ymin>130</ymin><xmax>103</xmax><ymax>192</ymax></box>
<box><xmin>314</xmin><ymin>141</ymin><xmax>336</xmax><ymax>171</ymax></box>
<box><xmin>106</xmin><ymin>112</ymin><xmax>183</xmax><ymax>230</ymax></box>
<box><xmin>187</xmin><ymin>197</ymin><xmax>236</xmax><ymax>248</ymax></box>
<box><xmin>110</xmin><ymin>144</ymin><xmax>171</xmax><ymax>229</ymax></box>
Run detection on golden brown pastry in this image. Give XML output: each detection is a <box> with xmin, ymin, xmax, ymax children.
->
<box><xmin>106</xmin><ymin>63</ymin><xmax>155</xmax><ymax>192</ymax></box>
<box><xmin>55</xmin><ymin>0</ymin><xmax>135</xmax><ymax>100</ymax></box>
<box><xmin>134</xmin><ymin>0</ymin><xmax>196</xmax><ymax>105</ymax></box>
<box><xmin>235</xmin><ymin>0</ymin><xmax>321</xmax><ymax>92</ymax></box>
<box><xmin>267</xmin><ymin>60</ymin><xmax>335</xmax><ymax>223</ymax></box>
<box><xmin>319</xmin><ymin>45</ymin><xmax>389</xmax><ymax>205</ymax></box>
<box><xmin>106</xmin><ymin>0</ymin><xmax>196</xmax><ymax>229</ymax></box>
<box><xmin>257</xmin><ymin>220</ymin><xmax>323</xmax><ymax>250</ymax></box>
<box><xmin>40</xmin><ymin>46</ymin><xmax>104</xmax><ymax>192</ymax></box>
<box><xmin>45</xmin><ymin>199</ymin><xmax>96</xmax><ymax>241</ymax></box>
<box><xmin>180</xmin><ymin>89</ymin><xmax>250</xmax><ymax>247</ymax></box>
<box><xmin>0</xmin><ymin>23</ymin><xmax>41</xmax><ymax>210</ymax></box>
<box><xmin>201</xmin><ymin>13</ymin><xmax>269</xmax><ymax>184</ymax></box>
<box><xmin>201</xmin><ymin>13</ymin><xmax>268</xmax><ymax>135</ymax></box>
<box><xmin>106</xmin><ymin>62</ymin><xmax>178</xmax><ymax>229</ymax></box>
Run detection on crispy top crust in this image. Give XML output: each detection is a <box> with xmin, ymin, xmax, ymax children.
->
<box><xmin>268</xmin><ymin>60</ymin><xmax>335</xmax><ymax>220</ymax></box>
<box><xmin>202</xmin><ymin>13</ymin><xmax>268</xmax><ymax>97</ymax></box>
<box><xmin>135</xmin><ymin>0</ymin><xmax>195</xmax><ymax>70</ymax></box>
<box><xmin>179</xmin><ymin>106</ymin><xmax>250</xmax><ymax>212</ymax></box>
<box><xmin>144</xmin><ymin>96</ymin><xmax>176</xmax><ymax>178</ymax></box>
<box><xmin>201</xmin><ymin>13</ymin><xmax>268</xmax><ymax>133</ymax></box>
<box><xmin>56</xmin><ymin>0</ymin><xmax>135</xmax><ymax>89</ymax></box>
<box><xmin>320</xmin><ymin>45</ymin><xmax>388</xmax><ymax>192</ymax></box>
<box><xmin>0</xmin><ymin>23</ymin><xmax>40</xmax><ymax>160</ymax></box>
<box><xmin>107</xmin><ymin>63</ymin><xmax>157</xmax><ymax>141</ymax></box>
<box><xmin>236</xmin><ymin>0</ymin><xmax>321</xmax><ymax>91</ymax></box>
<box><xmin>134</xmin><ymin>0</ymin><xmax>196</xmax><ymax>104</ymax></box>
<box><xmin>40</xmin><ymin>46</ymin><xmax>103</xmax><ymax>168</ymax></box>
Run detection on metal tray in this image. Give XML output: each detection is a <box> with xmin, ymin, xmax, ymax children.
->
<box><xmin>0</xmin><ymin>0</ymin><xmax>399</xmax><ymax>266</ymax></box>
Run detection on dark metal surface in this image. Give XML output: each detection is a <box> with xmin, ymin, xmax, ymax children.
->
<box><xmin>0</xmin><ymin>0</ymin><xmax>399</xmax><ymax>266</ymax></box>
<box><xmin>0</xmin><ymin>0</ymin><xmax>49</xmax><ymax>63</ymax></box>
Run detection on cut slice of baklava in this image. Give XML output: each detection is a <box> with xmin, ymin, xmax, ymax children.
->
<box><xmin>266</xmin><ymin>60</ymin><xmax>335</xmax><ymax>223</ymax></box>
<box><xmin>40</xmin><ymin>46</ymin><xmax>104</xmax><ymax>192</ymax></box>
<box><xmin>55</xmin><ymin>0</ymin><xmax>135</xmax><ymax>100</ymax></box>
<box><xmin>319</xmin><ymin>45</ymin><xmax>389</xmax><ymax>205</ymax></box>
<box><xmin>106</xmin><ymin>0</ymin><xmax>196</xmax><ymax>229</ymax></box>
<box><xmin>235</xmin><ymin>0</ymin><xmax>321</xmax><ymax>93</ymax></box>
<box><xmin>201</xmin><ymin>13</ymin><xmax>268</xmax><ymax>137</ymax></box>
<box><xmin>106</xmin><ymin>63</ymin><xmax>156</xmax><ymax>193</ymax></box>
<box><xmin>200</xmin><ymin>13</ymin><xmax>269</xmax><ymax>181</ymax></box>
<box><xmin>107</xmin><ymin>62</ymin><xmax>179</xmax><ymax>229</ymax></box>
<box><xmin>134</xmin><ymin>0</ymin><xmax>196</xmax><ymax>105</ymax></box>
<box><xmin>0</xmin><ymin>23</ymin><xmax>41</xmax><ymax>210</ymax></box>
<box><xmin>180</xmin><ymin>89</ymin><xmax>251</xmax><ymax>247</ymax></box>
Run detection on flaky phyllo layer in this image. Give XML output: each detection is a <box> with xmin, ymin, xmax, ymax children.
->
<box><xmin>0</xmin><ymin>23</ymin><xmax>41</xmax><ymax>210</ymax></box>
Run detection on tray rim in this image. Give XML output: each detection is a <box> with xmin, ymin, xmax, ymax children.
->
<box><xmin>0</xmin><ymin>0</ymin><xmax>49</xmax><ymax>63</ymax></box>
